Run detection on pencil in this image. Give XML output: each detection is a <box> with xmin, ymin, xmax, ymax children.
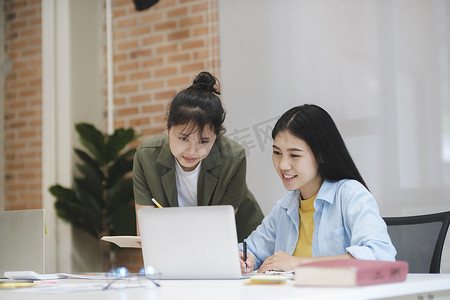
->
<box><xmin>151</xmin><ymin>197</ymin><xmax>163</xmax><ymax>208</ymax></box>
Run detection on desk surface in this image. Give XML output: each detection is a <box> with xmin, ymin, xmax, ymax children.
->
<box><xmin>1</xmin><ymin>274</ymin><xmax>450</xmax><ymax>300</ymax></box>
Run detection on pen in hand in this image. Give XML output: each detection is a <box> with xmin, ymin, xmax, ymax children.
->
<box><xmin>151</xmin><ymin>198</ymin><xmax>163</xmax><ymax>208</ymax></box>
<box><xmin>243</xmin><ymin>239</ymin><xmax>247</xmax><ymax>272</ymax></box>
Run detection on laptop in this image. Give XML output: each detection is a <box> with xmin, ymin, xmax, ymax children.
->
<box><xmin>138</xmin><ymin>205</ymin><xmax>243</xmax><ymax>279</ymax></box>
<box><xmin>0</xmin><ymin>209</ymin><xmax>45</xmax><ymax>276</ymax></box>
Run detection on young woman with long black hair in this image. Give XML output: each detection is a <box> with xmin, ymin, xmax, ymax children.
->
<box><xmin>240</xmin><ymin>104</ymin><xmax>396</xmax><ymax>272</ymax></box>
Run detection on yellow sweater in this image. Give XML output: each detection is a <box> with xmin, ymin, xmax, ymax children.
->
<box><xmin>292</xmin><ymin>194</ymin><xmax>316</xmax><ymax>257</ymax></box>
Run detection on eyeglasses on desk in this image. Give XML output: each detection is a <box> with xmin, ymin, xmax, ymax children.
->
<box><xmin>102</xmin><ymin>266</ymin><xmax>161</xmax><ymax>290</ymax></box>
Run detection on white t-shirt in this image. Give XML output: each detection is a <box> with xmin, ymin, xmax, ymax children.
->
<box><xmin>175</xmin><ymin>159</ymin><xmax>201</xmax><ymax>207</ymax></box>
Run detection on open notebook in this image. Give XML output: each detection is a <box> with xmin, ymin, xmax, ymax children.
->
<box><xmin>138</xmin><ymin>205</ymin><xmax>243</xmax><ymax>279</ymax></box>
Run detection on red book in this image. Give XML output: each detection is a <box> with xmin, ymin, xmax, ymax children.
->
<box><xmin>294</xmin><ymin>259</ymin><xmax>408</xmax><ymax>287</ymax></box>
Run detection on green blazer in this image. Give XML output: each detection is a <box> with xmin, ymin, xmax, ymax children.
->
<box><xmin>133</xmin><ymin>134</ymin><xmax>264</xmax><ymax>241</ymax></box>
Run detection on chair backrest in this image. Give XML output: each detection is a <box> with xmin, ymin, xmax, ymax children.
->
<box><xmin>383</xmin><ymin>211</ymin><xmax>450</xmax><ymax>273</ymax></box>
<box><xmin>0</xmin><ymin>209</ymin><xmax>46</xmax><ymax>276</ymax></box>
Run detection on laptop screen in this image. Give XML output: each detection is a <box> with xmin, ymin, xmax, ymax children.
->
<box><xmin>138</xmin><ymin>205</ymin><xmax>242</xmax><ymax>279</ymax></box>
<box><xmin>0</xmin><ymin>209</ymin><xmax>45</xmax><ymax>276</ymax></box>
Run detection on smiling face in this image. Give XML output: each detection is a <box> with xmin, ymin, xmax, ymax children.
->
<box><xmin>272</xmin><ymin>130</ymin><xmax>323</xmax><ymax>199</ymax></box>
<box><xmin>166</xmin><ymin>123</ymin><xmax>217</xmax><ymax>172</ymax></box>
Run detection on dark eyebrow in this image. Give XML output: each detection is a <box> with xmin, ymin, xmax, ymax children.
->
<box><xmin>272</xmin><ymin>145</ymin><xmax>303</xmax><ymax>152</ymax></box>
<box><xmin>179</xmin><ymin>131</ymin><xmax>213</xmax><ymax>141</ymax></box>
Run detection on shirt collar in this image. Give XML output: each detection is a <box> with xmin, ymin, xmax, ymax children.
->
<box><xmin>316</xmin><ymin>180</ymin><xmax>337</xmax><ymax>204</ymax></box>
<box><xmin>279</xmin><ymin>180</ymin><xmax>337</xmax><ymax>210</ymax></box>
<box><xmin>280</xmin><ymin>190</ymin><xmax>300</xmax><ymax>214</ymax></box>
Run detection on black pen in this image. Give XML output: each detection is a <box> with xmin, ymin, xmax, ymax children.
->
<box><xmin>243</xmin><ymin>239</ymin><xmax>247</xmax><ymax>271</ymax></box>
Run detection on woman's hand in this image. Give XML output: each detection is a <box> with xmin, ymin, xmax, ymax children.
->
<box><xmin>258</xmin><ymin>251</ymin><xmax>310</xmax><ymax>273</ymax></box>
<box><xmin>239</xmin><ymin>251</ymin><xmax>255</xmax><ymax>273</ymax></box>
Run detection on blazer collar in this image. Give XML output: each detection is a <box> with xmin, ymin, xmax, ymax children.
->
<box><xmin>156</xmin><ymin>137</ymin><xmax>177</xmax><ymax>206</ymax></box>
<box><xmin>196</xmin><ymin>140</ymin><xmax>222</xmax><ymax>206</ymax></box>
<box><xmin>201</xmin><ymin>138</ymin><xmax>222</xmax><ymax>170</ymax></box>
<box><xmin>156</xmin><ymin>137</ymin><xmax>175</xmax><ymax>168</ymax></box>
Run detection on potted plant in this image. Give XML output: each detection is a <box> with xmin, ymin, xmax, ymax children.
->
<box><xmin>49</xmin><ymin>123</ymin><xmax>140</xmax><ymax>271</ymax></box>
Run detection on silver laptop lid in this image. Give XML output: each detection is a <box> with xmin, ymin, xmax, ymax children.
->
<box><xmin>138</xmin><ymin>205</ymin><xmax>242</xmax><ymax>279</ymax></box>
<box><xmin>0</xmin><ymin>209</ymin><xmax>45</xmax><ymax>275</ymax></box>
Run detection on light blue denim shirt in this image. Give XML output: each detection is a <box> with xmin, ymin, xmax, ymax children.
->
<box><xmin>240</xmin><ymin>180</ymin><xmax>396</xmax><ymax>269</ymax></box>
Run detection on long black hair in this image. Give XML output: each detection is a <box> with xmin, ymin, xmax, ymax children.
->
<box><xmin>271</xmin><ymin>104</ymin><xmax>368</xmax><ymax>189</ymax></box>
<box><xmin>166</xmin><ymin>71</ymin><xmax>226</xmax><ymax>137</ymax></box>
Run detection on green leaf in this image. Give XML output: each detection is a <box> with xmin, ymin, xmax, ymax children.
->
<box><xmin>50</xmin><ymin>123</ymin><xmax>139</xmax><ymax>244</ymax></box>
<box><xmin>105</xmin><ymin>152</ymin><xmax>134</xmax><ymax>188</ymax></box>
<box><xmin>73</xmin><ymin>177</ymin><xmax>104</xmax><ymax>213</ymax></box>
<box><xmin>51</xmin><ymin>185</ymin><xmax>104</xmax><ymax>239</ymax></box>
<box><xmin>104</xmin><ymin>128</ymin><xmax>139</xmax><ymax>163</ymax></box>
<box><xmin>75</xmin><ymin>123</ymin><xmax>105</xmax><ymax>165</ymax></box>
<box><xmin>106</xmin><ymin>178</ymin><xmax>133</xmax><ymax>212</ymax></box>
<box><xmin>74</xmin><ymin>187</ymin><xmax>103</xmax><ymax>218</ymax></box>
<box><xmin>49</xmin><ymin>184</ymin><xmax>79</xmax><ymax>204</ymax></box>
<box><xmin>74</xmin><ymin>162</ymin><xmax>104</xmax><ymax>200</ymax></box>
<box><xmin>108</xmin><ymin>203</ymin><xmax>136</xmax><ymax>236</ymax></box>
<box><xmin>75</xmin><ymin>161</ymin><xmax>104</xmax><ymax>184</ymax></box>
<box><xmin>55</xmin><ymin>200</ymin><xmax>100</xmax><ymax>239</ymax></box>
<box><xmin>74</xmin><ymin>148</ymin><xmax>104</xmax><ymax>181</ymax></box>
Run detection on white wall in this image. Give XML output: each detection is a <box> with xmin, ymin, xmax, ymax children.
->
<box><xmin>219</xmin><ymin>0</ymin><xmax>450</xmax><ymax>272</ymax></box>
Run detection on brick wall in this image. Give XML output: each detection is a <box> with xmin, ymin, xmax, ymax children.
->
<box><xmin>3</xmin><ymin>0</ymin><xmax>42</xmax><ymax>210</ymax></box>
<box><xmin>2</xmin><ymin>0</ymin><xmax>221</xmax><ymax>272</ymax></box>
<box><xmin>111</xmin><ymin>0</ymin><xmax>220</xmax><ymax>142</ymax></box>
<box><xmin>110</xmin><ymin>0</ymin><xmax>221</xmax><ymax>272</ymax></box>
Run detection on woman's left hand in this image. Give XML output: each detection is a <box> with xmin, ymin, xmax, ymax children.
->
<box><xmin>258</xmin><ymin>251</ymin><xmax>311</xmax><ymax>273</ymax></box>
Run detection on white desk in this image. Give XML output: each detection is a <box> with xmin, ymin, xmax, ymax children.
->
<box><xmin>1</xmin><ymin>274</ymin><xmax>450</xmax><ymax>300</ymax></box>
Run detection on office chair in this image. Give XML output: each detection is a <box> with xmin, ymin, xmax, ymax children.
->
<box><xmin>383</xmin><ymin>211</ymin><xmax>450</xmax><ymax>273</ymax></box>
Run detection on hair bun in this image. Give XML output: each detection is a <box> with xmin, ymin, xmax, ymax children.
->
<box><xmin>193</xmin><ymin>71</ymin><xmax>220</xmax><ymax>95</ymax></box>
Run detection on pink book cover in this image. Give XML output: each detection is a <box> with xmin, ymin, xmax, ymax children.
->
<box><xmin>295</xmin><ymin>259</ymin><xmax>409</xmax><ymax>286</ymax></box>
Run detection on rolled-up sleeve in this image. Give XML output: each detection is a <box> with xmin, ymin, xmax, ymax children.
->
<box><xmin>342</xmin><ymin>184</ymin><xmax>397</xmax><ymax>261</ymax></box>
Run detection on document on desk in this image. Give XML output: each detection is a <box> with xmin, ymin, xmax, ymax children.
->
<box><xmin>3</xmin><ymin>280</ymin><xmax>107</xmax><ymax>294</ymax></box>
<box><xmin>4</xmin><ymin>271</ymin><xmax>68</xmax><ymax>280</ymax></box>
<box><xmin>4</xmin><ymin>271</ymin><xmax>111</xmax><ymax>281</ymax></box>
<box><xmin>245</xmin><ymin>270</ymin><xmax>295</xmax><ymax>283</ymax></box>
<box><xmin>101</xmin><ymin>236</ymin><xmax>141</xmax><ymax>248</ymax></box>
<box><xmin>3</xmin><ymin>272</ymin><xmax>111</xmax><ymax>294</ymax></box>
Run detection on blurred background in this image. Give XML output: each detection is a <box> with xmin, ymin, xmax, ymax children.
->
<box><xmin>1</xmin><ymin>0</ymin><xmax>449</xmax><ymax>273</ymax></box>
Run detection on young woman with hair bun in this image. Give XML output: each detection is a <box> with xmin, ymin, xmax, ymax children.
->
<box><xmin>133</xmin><ymin>71</ymin><xmax>264</xmax><ymax>242</ymax></box>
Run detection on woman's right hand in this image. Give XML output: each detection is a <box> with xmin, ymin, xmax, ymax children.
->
<box><xmin>239</xmin><ymin>251</ymin><xmax>255</xmax><ymax>273</ymax></box>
